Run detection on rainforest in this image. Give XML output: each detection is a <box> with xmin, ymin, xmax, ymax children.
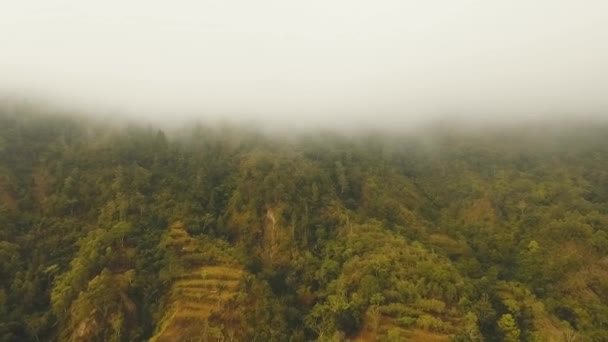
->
<box><xmin>1</xmin><ymin>108</ymin><xmax>608</xmax><ymax>341</ymax></box>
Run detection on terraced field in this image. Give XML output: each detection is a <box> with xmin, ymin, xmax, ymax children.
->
<box><xmin>354</xmin><ymin>300</ymin><xmax>464</xmax><ymax>342</ymax></box>
<box><xmin>151</xmin><ymin>224</ymin><xmax>245</xmax><ymax>342</ymax></box>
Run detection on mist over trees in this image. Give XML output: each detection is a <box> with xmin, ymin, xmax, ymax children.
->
<box><xmin>1</xmin><ymin>107</ymin><xmax>608</xmax><ymax>341</ymax></box>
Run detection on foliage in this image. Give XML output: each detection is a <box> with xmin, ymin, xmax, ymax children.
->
<box><xmin>1</xmin><ymin>108</ymin><xmax>608</xmax><ymax>340</ymax></box>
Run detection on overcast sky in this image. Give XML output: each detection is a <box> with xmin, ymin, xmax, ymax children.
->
<box><xmin>1</xmin><ymin>1</ymin><xmax>607</xmax><ymax>127</ymax></box>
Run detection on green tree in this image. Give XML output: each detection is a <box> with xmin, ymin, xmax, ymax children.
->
<box><xmin>498</xmin><ymin>313</ymin><xmax>520</xmax><ymax>342</ymax></box>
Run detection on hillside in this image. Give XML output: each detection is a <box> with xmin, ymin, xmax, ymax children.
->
<box><xmin>0</xmin><ymin>109</ymin><xmax>607</xmax><ymax>341</ymax></box>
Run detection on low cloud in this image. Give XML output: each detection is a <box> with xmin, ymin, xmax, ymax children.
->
<box><xmin>1</xmin><ymin>1</ymin><xmax>607</xmax><ymax>128</ymax></box>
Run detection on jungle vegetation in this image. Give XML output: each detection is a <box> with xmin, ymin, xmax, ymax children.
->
<box><xmin>1</xmin><ymin>107</ymin><xmax>607</xmax><ymax>341</ymax></box>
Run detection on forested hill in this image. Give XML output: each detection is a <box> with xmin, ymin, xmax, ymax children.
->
<box><xmin>1</xmin><ymin>109</ymin><xmax>608</xmax><ymax>341</ymax></box>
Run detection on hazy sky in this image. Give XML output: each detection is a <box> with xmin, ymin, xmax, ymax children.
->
<box><xmin>1</xmin><ymin>1</ymin><xmax>607</xmax><ymax>127</ymax></box>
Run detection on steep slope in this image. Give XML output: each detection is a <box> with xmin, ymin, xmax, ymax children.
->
<box><xmin>2</xmin><ymin>111</ymin><xmax>608</xmax><ymax>341</ymax></box>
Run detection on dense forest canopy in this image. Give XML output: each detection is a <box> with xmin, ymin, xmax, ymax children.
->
<box><xmin>1</xmin><ymin>107</ymin><xmax>608</xmax><ymax>341</ymax></box>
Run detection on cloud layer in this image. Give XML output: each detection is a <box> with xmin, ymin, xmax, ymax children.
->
<box><xmin>1</xmin><ymin>1</ymin><xmax>607</xmax><ymax>127</ymax></box>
